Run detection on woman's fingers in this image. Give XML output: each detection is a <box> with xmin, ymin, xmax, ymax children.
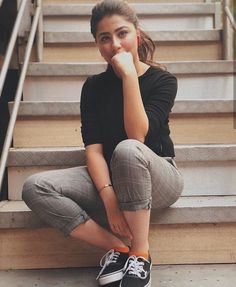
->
<box><xmin>111</xmin><ymin>224</ymin><xmax>118</xmax><ymax>235</ymax></box>
<box><xmin>122</xmin><ymin>224</ymin><xmax>133</xmax><ymax>240</ymax></box>
<box><xmin>115</xmin><ymin>222</ymin><xmax>133</xmax><ymax>240</ymax></box>
<box><xmin>108</xmin><ymin>210</ymin><xmax>133</xmax><ymax>240</ymax></box>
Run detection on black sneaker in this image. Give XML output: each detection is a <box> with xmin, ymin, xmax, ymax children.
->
<box><xmin>120</xmin><ymin>255</ymin><xmax>152</xmax><ymax>287</ymax></box>
<box><xmin>97</xmin><ymin>249</ymin><xmax>129</xmax><ymax>286</ymax></box>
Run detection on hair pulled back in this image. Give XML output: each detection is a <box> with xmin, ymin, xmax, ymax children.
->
<box><xmin>90</xmin><ymin>0</ymin><xmax>163</xmax><ymax>68</ymax></box>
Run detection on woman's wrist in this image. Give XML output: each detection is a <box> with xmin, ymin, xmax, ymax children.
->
<box><xmin>100</xmin><ymin>187</ymin><xmax>119</xmax><ymax>210</ymax></box>
<box><xmin>100</xmin><ymin>186</ymin><xmax>115</xmax><ymax>201</ymax></box>
<box><xmin>121</xmin><ymin>69</ymin><xmax>137</xmax><ymax>80</ymax></box>
<box><xmin>98</xmin><ymin>183</ymin><xmax>113</xmax><ymax>193</ymax></box>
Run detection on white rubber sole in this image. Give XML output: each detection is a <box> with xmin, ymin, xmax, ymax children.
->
<box><xmin>98</xmin><ymin>269</ymin><xmax>124</xmax><ymax>286</ymax></box>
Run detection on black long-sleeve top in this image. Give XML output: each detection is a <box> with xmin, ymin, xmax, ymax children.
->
<box><xmin>80</xmin><ymin>65</ymin><xmax>177</xmax><ymax>166</ymax></box>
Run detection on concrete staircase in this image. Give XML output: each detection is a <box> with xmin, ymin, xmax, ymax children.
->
<box><xmin>1</xmin><ymin>0</ymin><xmax>236</xmax><ymax>270</ymax></box>
<box><xmin>26</xmin><ymin>1</ymin><xmax>223</xmax><ymax>62</ymax></box>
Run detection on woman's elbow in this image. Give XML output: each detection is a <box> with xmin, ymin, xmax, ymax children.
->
<box><xmin>127</xmin><ymin>133</ymin><xmax>146</xmax><ymax>143</ymax></box>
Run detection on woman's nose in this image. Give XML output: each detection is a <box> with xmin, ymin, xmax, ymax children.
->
<box><xmin>112</xmin><ymin>37</ymin><xmax>121</xmax><ymax>50</ymax></box>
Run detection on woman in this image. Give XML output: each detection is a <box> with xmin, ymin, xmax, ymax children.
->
<box><xmin>22</xmin><ymin>1</ymin><xmax>184</xmax><ymax>286</ymax></box>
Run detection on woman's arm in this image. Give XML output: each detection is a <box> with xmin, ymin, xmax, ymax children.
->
<box><xmin>86</xmin><ymin>144</ymin><xmax>132</xmax><ymax>240</ymax></box>
<box><xmin>122</xmin><ymin>72</ymin><xmax>148</xmax><ymax>142</ymax></box>
<box><xmin>86</xmin><ymin>144</ymin><xmax>112</xmax><ymax>193</ymax></box>
<box><xmin>111</xmin><ymin>52</ymin><xmax>149</xmax><ymax>142</ymax></box>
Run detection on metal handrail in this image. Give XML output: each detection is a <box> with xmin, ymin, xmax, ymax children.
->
<box><xmin>36</xmin><ymin>0</ymin><xmax>43</xmax><ymax>61</ymax></box>
<box><xmin>223</xmin><ymin>0</ymin><xmax>234</xmax><ymax>60</ymax></box>
<box><xmin>0</xmin><ymin>0</ymin><xmax>42</xmax><ymax>193</ymax></box>
<box><xmin>225</xmin><ymin>6</ymin><xmax>236</xmax><ymax>31</ymax></box>
<box><xmin>0</xmin><ymin>0</ymin><xmax>28</xmax><ymax>97</ymax></box>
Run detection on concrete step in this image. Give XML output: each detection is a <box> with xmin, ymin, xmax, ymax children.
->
<box><xmin>0</xmin><ymin>213</ymin><xmax>236</xmax><ymax>268</ymax></box>
<box><xmin>22</xmin><ymin>30</ymin><xmax>222</xmax><ymax>63</ymax></box>
<box><xmin>43</xmin><ymin>3</ymin><xmax>221</xmax><ymax>31</ymax></box>
<box><xmin>9</xmin><ymin>99</ymin><xmax>236</xmax><ymax>149</ymax></box>
<box><xmin>42</xmin><ymin>30</ymin><xmax>222</xmax><ymax>62</ymax></box>
<box><xmin>26</xmin><ymin>60</ymin><xmax>234</xmax><ymax>76</ymax></box>
<box><xmin>43</xmin><ymin>3</ymin><xmax>220</xmax><ymax>17</ymax></box>
<box><xmin>11</xmin><ymin>99</ymin><xmax>234</xmax><ymax>116</ymax></box>
<box><xmin>44</xmin><ymin>29</ymin><xmax>221</xmax><ymax>43</ymax></box>
<box><xmin>24</xmin><ymin>61</ymin><xmax>234</xmax><ymax>102</ymax></box>
<box><xmin>1</xmin><ymin>264</ymin><xmax>236</xmax><ymax>287</ymax></box>
<box><xmin>1</xmin><ymin>195</ymin><xmax>236</xmax><ymax>228</ymax></box>
<box><xmin>26</xmin><ymin>38</ymin><xmax>221</xmax><ymax>62</ymax></box>
<box><xmin>6</xmin><ymin>144</ymin><xmax>236</xmax><ymax>200</ymax></box>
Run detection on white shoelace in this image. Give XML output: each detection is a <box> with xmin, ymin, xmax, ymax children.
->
<box><xmin>96</xmin><ymin>249</ymin><xmax>120</xmax><ymax>280</ymax></box>
<box><xmin>123</xmin><ymin>255</ymin><xmax>148</xmax><ymax>279</ymax></box>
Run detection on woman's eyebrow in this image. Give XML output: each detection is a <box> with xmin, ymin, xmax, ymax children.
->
<box><xmin>98</xmin><ymin>26</ymin><xmax>129</xmax><ymax>37</ymax></box>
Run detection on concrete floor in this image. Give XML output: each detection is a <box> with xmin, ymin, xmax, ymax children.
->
<box><xmin>0</xmin><ymin>264</ymin><xmax>235</xmax><ymax>287</ymax></box>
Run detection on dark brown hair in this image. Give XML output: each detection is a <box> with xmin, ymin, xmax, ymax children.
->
<box><xmin>90</xmin><ymin>0</ymin><xmax>164</xmax><ymax>69</ymax></box>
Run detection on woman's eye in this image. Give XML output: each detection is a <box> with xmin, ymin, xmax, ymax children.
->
<box><xmin>119</xmin><ymin>31</ymin><xmax>128</xmax><ymax>38</ymax></box>
<box><xmin>100</xmin><ymin>36</ymin><xmax>110</xmax><ymax>43</ymax></box>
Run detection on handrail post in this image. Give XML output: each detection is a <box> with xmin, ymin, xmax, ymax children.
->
<box><xmin>222</xmin><ymin>0</ymin><xmax>234</xmax><ymax>60</ymax></box>
<box><xmin>36</xmin><ymin>0</ymin><xmax>43</xmax><ymax>61</ymax></box>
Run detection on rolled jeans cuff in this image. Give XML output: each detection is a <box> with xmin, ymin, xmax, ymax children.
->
<box><xmin>63</xmin><ymin>210</ymin><xmax>90</xmax><ymax>237</ymax></box>
<box><xmin>119</xmin><ymin>197</ymin><xmax>152</xmax><ymax>211</ymax></box>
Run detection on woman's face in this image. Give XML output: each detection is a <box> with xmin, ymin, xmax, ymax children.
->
<box><xmin>95</xmin><ymin>14</ymin><xmax>140</xmax><ymax>64</ymax></box>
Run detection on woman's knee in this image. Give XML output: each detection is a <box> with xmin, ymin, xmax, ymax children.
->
<box><xmin>110</xmin><ymin>140</ymin><xmax>151</xmax><ymax>202</ymax></box>
<box><xmin>111</xmin><ymin>139</ymin><xmax>144</xmax><ymax>168</ymax></box>
<box><xmin>22</xmin><ymin>174</ymin><xmax>36</xmax><ymax>202</ymax></box>
<box><xmin>22</xmin><ymin>172</ymin><xmax>52</xmax><ymax>203</ymax></box>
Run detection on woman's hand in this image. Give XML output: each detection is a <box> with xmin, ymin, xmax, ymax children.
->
<box><xmin>101</xmin><ymin>188</ymin><xmax>133</xmax><ymax>240</ymax></box>
<box><xmin>111</xmin><ymin>51</ymin><xmax>136</xmax><ymax>78</ymax></box>
<box><xmin>106</xmin><ymin>204</ymin><xmax>133</xmax><ymax>240</ymax></box>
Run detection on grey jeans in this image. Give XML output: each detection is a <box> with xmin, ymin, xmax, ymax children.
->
<box><xmin>22</xmin><ymin>140</ymin><xmax>184</xmax><ymax>236</ymax></box>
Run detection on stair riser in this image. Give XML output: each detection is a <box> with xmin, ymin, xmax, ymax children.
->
<box><xmin>44</xmin><ymin>15</ymin><xmax>214</xmax><ymax>31</ymax></box>
<box><xmin>13</xmin><ymin>117</ymin><xmax>82</xmax><ymax>148</ymax></box>
<box><xmin>43</xmin><ymin>42</ymin><xmax>222</xmax><ymax>62</ymax></box>
<box><xmin>1</xmin><ymin>224</ymin><xmax>235</xmax><ymax>270</ymax></box>
<box><xmin>179</xmin><ymin>161</ymin><xmax>236</xmax><ymax>197</ymax></box>
<box><xmin>23</xmin><ymin>75</ymin><xmax>234</xmax><ymax>101</ymax></box>
<box><xmin>20</xmin><ymin>42</ymin><xmax>222</xmax><ymax>62</ymax></box>
<box><xmin>12</xmin><ymin>114</ymin><xmax>236</xmax><ymax>148</ymax></box>
<box><xmin>170</xmin><ymin>114</ymin><xmax>236</xmax><ymax>145</ymax></box>
<box><xmin>8</xmin><ymin>160</ymin><xmax>236</xmax><ymax>200</ymax></box>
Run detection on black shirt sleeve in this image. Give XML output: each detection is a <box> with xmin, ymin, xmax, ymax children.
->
<box><xmin>80</xmin><ymin>76</ymin><xmax>103</xmax><ymax>146</ymax></box>
<box><xmin>144</xmin><ymin>70</ymin><xmax>177</xmax><ymax>145</ymax></box>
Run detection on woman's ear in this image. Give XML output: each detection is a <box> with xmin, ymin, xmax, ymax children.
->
<box><xmin>136</xmin><ymin>27</ymin><xmax>141</xmax><ymax>36</ymax></box>
<box><xmin>136</xmin><ymin>28</ymin><xmax>141</xmax><ymax>46</ymax></box>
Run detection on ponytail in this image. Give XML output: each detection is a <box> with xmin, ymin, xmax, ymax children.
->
<box><xmin>138</xmin><ymin>29</ymin><xmax>166</xmax><ymax>70</ymax></box>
